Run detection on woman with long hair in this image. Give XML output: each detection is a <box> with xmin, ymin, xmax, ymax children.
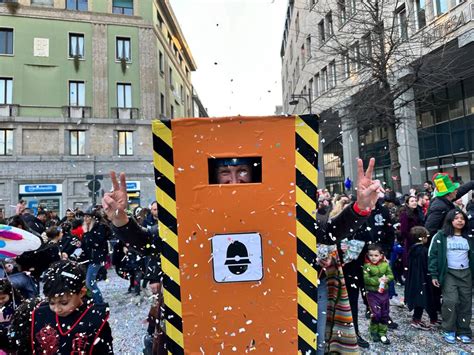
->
<box><xmin>428</xmin><ymin>209</ymin><xmax>473</xmax><ymax>344</ymax></box>
<box><xmin>399</xmin><ymin>195</ymin><xmax>425</xmax><ymax>274</ymax></box>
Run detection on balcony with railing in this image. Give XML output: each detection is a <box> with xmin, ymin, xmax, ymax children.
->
<box><xmin>0</xmin><ymin>104</ymin><xmax>19</xmax><ymax>117</ymax></box>
<box><xmin>62</xmin><ymin>106</ymin><xmax>92</xmax><ymax>119</ymax></box>
<box><xmin>111</xmin><ymin>107</ymin><xmax>139</xmax><ymax>119</ymax></box>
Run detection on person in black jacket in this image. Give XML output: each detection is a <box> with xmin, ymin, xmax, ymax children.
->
<box><xmin>0</xmin><ymin>208</ymin><xmax>6</xmax><ymax>224</ymax></box>
<box><xmin>404</xmin><ymin>226</ymin><xmax>438</xmax><ymax>330</ymax></box>
<box><xmin>8</xmin><ymin>260</ymin><xmax>113</xmax><ymax>354</ymax></box>
<box><xmin>341</xmin><ymin>197</ymin><xmax>399</xmax><ymax>346</ymax></box>
<box><xmin>15</xmin><ymin>227</ymin><xmax>61</xmax><ymax>288</ymax></box>
<box><xmin>341</xmin><ymin>227</ymin><xmax>371</xmax><ymax>348</ymax></box>
<box><xmin>425</xmin><ymin>173</ymin><xmax>474</xmax><ymax>238</ymax></box>
<box><xmin>21</xmin><ymin>209</ymin><xmax>46</xmax><ymax>235</ymax></box>
<box><xmin>0</xmin><ymin>279</ymin><xmax>23</xmax><ymax>354</ymax></box>
<box><xmin>362</xmin><ymin>199</ymin><xmax>396</xmax><ymax>257</ymax></box>
<box><xmin>58</xmin><ymin>222</ymin><xmax>82</xmax><ymax>260</ymax></box>
<box><xmin>143</xmin><ymin>202</ymin><xmax>158</xmax><ymax>229</ymax></box>
<box><xmin>81</xmin><ymin>207</ymin><xmax>110</xmax><ymax>305</ymax></box>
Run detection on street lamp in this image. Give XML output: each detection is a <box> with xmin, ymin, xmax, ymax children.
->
<box><xmin>289</xmin><ymin>88</ymin><xmax>312</xmax><ymax>114</ymax></box>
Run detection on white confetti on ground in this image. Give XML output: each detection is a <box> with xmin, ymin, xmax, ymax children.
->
<box><xmin>101</xmin><ymin>272</ymin><xmax>150</xmax><ymax>353</ymax></box>
<box><xmin>102</xmin><ymin>274</ymin><xmax>472</xmax><ymax>353</ymax></box>
<box><xmin>358</xmin><ymin>284</ymin><xmax>473</xmax><ymax>354</ymax></box>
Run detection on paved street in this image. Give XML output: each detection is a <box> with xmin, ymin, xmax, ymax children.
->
<box><xmin>356</xmin><ymin>285</ymin><xmax>473</xmax><ymax>354</ymax></box>
<box><xmin>102</xmin><ymin>274</ymin><xmax>472</xmax><ymax>354</ymax></box>
<box><xmin>102</xmin><ymin>271</ymin><xmax>150</xmax><ymax>354</ymax></box>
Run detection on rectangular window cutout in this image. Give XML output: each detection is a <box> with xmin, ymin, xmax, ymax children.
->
<box><xmin>112</xmin><ymin>0</ymin><xmax>133</xmax><ymax>15</ymax></box>
<box><xmin>69</xmin><ymin>81</ymin><xmax>85</xmax><ymax>106</ymax></box>
<box><xmin>117</xmin><ymin>83</ymin><xmax>132</xmax><ymax>108</ymax></box>
<box><xmin>208</xmin><ymin>157</ymin><xmax>262</xmax><ymax>184</ymax></box>
<box><xmin>0</xmin><ymin>78</ymin><xmax>13</xmax><ymax>104</ymax></box>
<box><xmin>66</xmin><ymin>0</ymin><xmax>88</xmax><ymax>11</ymax></box>
<box><xmin>0</xmin><ymin>129</ymin><xmax>13</xmax><ymax>156</ymax></box>
<box><xmin>31</xmin><ymin>0</ymin><xmax>54</xmax><ymax>6</ymax></box>
<box><xmin>116</xmin><ymin>37</ymin><xmax>131</xmax><ymax>61</ymax></box>
<box><xmin>70</xmin><ymin>130</ymin><xmax>85</xmax><ymax>155</ymax></box>
<box><xmin>69</xmin><ymin>33</ymin><xmax>84</xmax><ymax>58</ymax></box>
<box><xmin>118</xmin><ymin>130</ymin><xmax>133</xmax><ymax>156</ymax></box>
<box><xmin>0</xmin><ymin>28</ymin><xmax>13</xmax><ymax>55</ymax></box>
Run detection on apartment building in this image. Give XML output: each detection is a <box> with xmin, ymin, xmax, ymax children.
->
<box><xmin>0</xmin><ymin>0</ymin><xmax>207</xmax><ymax>216</ymax></box>
<box><xmin>281</xmin><ymin>0</ymin><xmax>473</xmax><ymax>192</ymax></box>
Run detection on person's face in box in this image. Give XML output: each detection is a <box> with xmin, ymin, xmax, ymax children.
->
<box><xmin>216</xmin><ymin>164</ymin><xmax>253</xmax><ymax>184</ymax></box>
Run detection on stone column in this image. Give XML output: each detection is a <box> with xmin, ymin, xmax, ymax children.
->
<box><xmin>92</xmin><ymin>23</ymin><xmax>108</xmax><ymax>118</ymax></box>
<box><xmin>341</xmin><ymin>112</ymin><xmax>360</xmax><ymax>190</ymax></box>
<box><xmin>395</xmin><ymin>87</ymin><xmax>422</xmax><ymax>192</ymax></box>
<box><xmin>139</xmin><ymin>27</ymin><xmax>158</xmax><ymax>119</ymax></box>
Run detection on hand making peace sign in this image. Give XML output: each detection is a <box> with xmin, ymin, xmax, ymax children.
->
<box><xmin>102</xmin><ymin>171</ymin><xmax>129</xmax><ymax>227</ymax></box>
<box><xmin>355</xmin><ymin>157</ymin><xmax>383</xmax><ymax>211</ymax></box>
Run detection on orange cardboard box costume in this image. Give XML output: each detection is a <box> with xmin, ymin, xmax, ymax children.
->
<box><xmin>152</xmin><ymin>115</ymin><xmax>319</xmax><ymax>354</ymax></box>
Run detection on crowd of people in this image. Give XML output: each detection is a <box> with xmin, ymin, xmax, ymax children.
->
<box><xmin>0</xmin><ymin>199</ymin><xmax>162</xmax><ymax>354</ymax></box>
<box><xmin>315</xmin><ymin>173</ymin><xmax>473</xmax><ymax>352</ymax></box>
<box><xmin>0</xmin><ymin>164</ymin><xmax>472</xmax><ymax>354</ymax></box>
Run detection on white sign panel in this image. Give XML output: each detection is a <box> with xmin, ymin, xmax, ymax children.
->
<box><xmin>458</xmin><ymin>28</ymin><xmax>474</xmax><ymax>48</ymax></box>
<box><xmin>126</xmin><ymin>181</ymin><xmax>141</xmax><ymax>191</ymax></box>
<box><xmin>19</xmin><ymin>184</ymin><xmax>62</xmax><ymax>195</ymax></box>
<box><xmin>34</xmin><ymin>38</ymin><xmax>49</xmax><ymax>57</ymax></box>
<box><xmin>211</xmin><ymin>232</ymin><xmax>263</xmax><ymax>283</ymax></box>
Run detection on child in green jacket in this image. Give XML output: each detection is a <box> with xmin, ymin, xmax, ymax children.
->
<box><xmin>428</xmin><ymin>209</ymin><xmax>474</xmax><ymax>344</ymax></box>
<box><xmin>363</xmin><ymin>243</ymin><xmax>394</xmax><ymax>345</ymax></box>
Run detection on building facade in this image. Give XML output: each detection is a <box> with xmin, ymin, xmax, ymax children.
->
<box><xmin>0</xmin><ymin>0</ymin><xmax>207</xmax><ymax>216</ymax></box>
<box><xmin>281</xmin><ymin>0</ymin><xmax>474</xmax><ymax>193</ymax></box>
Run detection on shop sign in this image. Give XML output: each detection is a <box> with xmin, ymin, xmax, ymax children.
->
<box><xmin>20</xmin><ymin>184</ymin><xmax>62</xmax><ymax>194</ymax></box>
<box><xmin>126</xmin><ymin>181</ymin><xmax>140</xmax><ymax>191</ymax></box>
<box><xmin>423</xmin><ymin>11</ymin><xmax>467</xmax><ymax>46</ymax></box>
<box><xmin>458</xmin><ymin>28</ymin><xmax>474</xmax><ymax>47</ymax></box>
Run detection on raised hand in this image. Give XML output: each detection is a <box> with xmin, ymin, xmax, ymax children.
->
<box><xmin>102</xmin><ymin>171</ymin><xmax>129</xmax><ymax>227</ymax></box>
<box><xmin>356</xmin><ymin>158</ymin><xmax>383</xmax><ymax>211</ymax></box>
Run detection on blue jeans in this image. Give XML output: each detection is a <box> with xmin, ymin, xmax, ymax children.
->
<box><xmin>5</xmin><ymin>272</ymin><xmax>39</xmax><ymax>299</ymax></box>
<box><xmin>388</xmin><ymin>280</ymin><xmax>397</xmax><ymax>298</ymax></box>
<box><xmin>317</xmin><ymin>278</ymin><xmax>328</xmax><ymax>355</ymax></box>
<box><xmin>86</xmin><ymin>263</ymin><xmax>104</xmax><ymax>304</ymax></box>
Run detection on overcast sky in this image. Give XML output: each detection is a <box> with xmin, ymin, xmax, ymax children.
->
<box><xmin>170</xmin><ymin>0</ymin><xmax>288</xmax><ymax>117</ymax></box>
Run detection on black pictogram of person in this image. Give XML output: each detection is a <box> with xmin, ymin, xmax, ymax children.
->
<box><xmin>224</xmin><ymin>240</ymin><xmax>251</xmax><ymax>275</ymax></box>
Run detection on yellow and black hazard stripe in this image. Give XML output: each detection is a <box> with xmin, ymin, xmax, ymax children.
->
<box><xmin>294</xmin><ymin>114</ymin><xmax>319</xmax><ymax>354</ymax></box>
<box><xmin>152</xmin><ymin>120</ymin><xmax>184</xmax><ymax>354</ymax></box>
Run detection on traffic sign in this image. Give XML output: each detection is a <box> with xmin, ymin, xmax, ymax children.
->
<box><xmin>86</xmin><ymin>174</ymin><xmax>103</xmax><ymax>180</ymax></box>
<box><xmin>87</xmin><ymin>180</ymin><xmax>101</xmax><ymax>192</ymax></box>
